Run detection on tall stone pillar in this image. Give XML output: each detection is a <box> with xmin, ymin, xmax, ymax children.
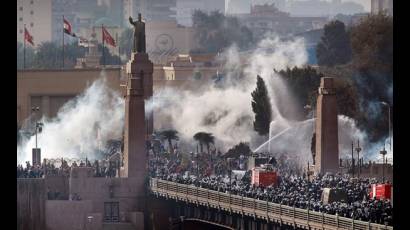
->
<box><xmin>122</xmin><ymin>52</ymin><xmax>153</xmax><ymax>179</ymax></box>
<box><xmin>315</xmin><ymin>77</ymin><xmax>339</xmax><ymax>174</ymax></box>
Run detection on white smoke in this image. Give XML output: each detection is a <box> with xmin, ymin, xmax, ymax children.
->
<box><xmin>17</xmin><ymin>76</ymin><xmax>124</xmax><ymax>164</ymax></box>
<box><xmin>149</xmin><ymin>35</ymin><xmax>308</xmax><ymax>152</ymax></box>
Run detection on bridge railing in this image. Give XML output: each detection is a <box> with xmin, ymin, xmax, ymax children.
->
<box><xmin>150</xmin><ymin>178</ymin><xmax>393</xmax><ymax>230</ymax></box>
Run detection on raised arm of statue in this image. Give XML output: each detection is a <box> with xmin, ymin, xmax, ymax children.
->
<box><xmin>129</xmin><ymin>16</ymin><xmax>135</xmax><ymax>26</ymax></box>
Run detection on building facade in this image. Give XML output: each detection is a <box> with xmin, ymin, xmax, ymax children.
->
<box><xmin>17</xmin><ymin>0</ymin><xmax>53</xmax><ymax>45</ymax></box>
<box><xmin>17</xmin><ymin>53</ymin><xmax>218</xmax><ymax>129</ymax></box>
<box><xmin>236</xmin><ymin>4</ymin><xmax>328</xmax><ymax>38</ymax></box>
<box><xmin>174</xmin><ymin>0</ymin><xmax>226</xmax><ymax>27</ymax></box>
<box><xmin>371</xmin><ymin>0</ymin><xmax>393</xmax><ymax>16</ymax></box>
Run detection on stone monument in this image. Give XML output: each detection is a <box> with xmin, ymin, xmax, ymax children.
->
<box><xmin>122</xmin><ymin>13</ymin><xmax>153</xmax><ymax>177</ymax></box>
<box><xmin>315</xmin><ymin>77</ymin><xmax>339</xmax><ymax>174</ymax></box>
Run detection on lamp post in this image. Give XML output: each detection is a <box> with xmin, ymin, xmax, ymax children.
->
<box><xmin>380</xmin><ymin>146</ymin><xmax>387</xmax><ymax>183</ymax></box>
<box><xmin>227</xmin><ymin>158</ymin><xmax>232</xmax><ymax>191</ymax></box>
<box><xmin>355</xmin><ymin>140</ymin><xmax>362</xmax><ymax>178</ymax></box>
<box><xmin>380</xmin><ymin>102</ymin><xmax>391</xmax><ymax>151</ymax></box>
<box><xmin>351</xmin><ymin>141</ymin><xmax>354</xmax><ymax>178</ymax></box>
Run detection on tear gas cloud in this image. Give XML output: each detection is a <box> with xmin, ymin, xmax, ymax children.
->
<box><xmin>17</xmin><ymin>77</ymin><xmax>124</xmax><ymax>164</ymax></box>
<box><xmin>17</xmin><ymin>35</ymin><xmax>392</xmax><ymax>166</ymax></box>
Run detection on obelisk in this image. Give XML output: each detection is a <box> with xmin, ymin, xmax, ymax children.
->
<box><xmin>122</xmin><ymin>13</ymin><xmax>153</xmax><ymax>180</ymax></box>
<box><xmin>315</xmin><ymin>77</ymin><xmax>339</xmax><ymax>174</ymax></box>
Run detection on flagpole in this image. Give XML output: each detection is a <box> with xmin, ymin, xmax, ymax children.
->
<box><xmin>62</xmin><ymin>15</ymin><xmax>65</xmax><ymax>69</ymax></box>
<box><xmin>102</xmin><ymin>24</ymin><xmax>105</xmax><ymax>67</ymax></box>
<box><xmin>23</xmin><ymin>24</ymin><xmax>26</xmax><ymax>70</ymax></box>
<box><xmin>116</xmin><ymin>32</ymin><xmax>119</xmax><ymax>65</ymax></box>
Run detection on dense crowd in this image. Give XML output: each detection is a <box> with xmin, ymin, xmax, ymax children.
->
<box><xmin>148</xmin><ymin>150</ymin><xmax>393</xmax><ymax>226</ymax></box>
<box><xmin>17</xmin><ymin>141</ymin><xmax>393</xmax><ymax>226</ymax></box>
<box><xmin>17</xmin><ymin>158</ymin><xmax>119</xmax><ymax>179</ymax></box>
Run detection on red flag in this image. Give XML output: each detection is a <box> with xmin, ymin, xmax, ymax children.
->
<box><xmin>24</xmin><ymin>28</ymin><xmax>34</xmax><ymax>46</ymax></box>
<box><xmin>63</xmin><ymin>18</ymin><xmax>76</xmax><ymax>37</ymax></box>
<box><xmin>102</xmin><ymin>26</ymin><xmax>116</xmax><ymax>47</ymax></box>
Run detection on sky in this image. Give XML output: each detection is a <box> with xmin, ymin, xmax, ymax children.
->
<box><xmin>252</xmin><ymin>0</ymin><xmax>371</xmax><ymax>12</ymax></box>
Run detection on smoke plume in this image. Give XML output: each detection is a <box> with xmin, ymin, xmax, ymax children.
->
<box><xmin>17</xmin><ymin>76</ymin><xmax>124</xmax><ymax>164</ymax></box>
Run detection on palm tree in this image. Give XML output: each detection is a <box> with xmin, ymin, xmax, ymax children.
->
<box><xmin>193</xmin><ymin>132</ymin><xmax>206</xmax><ymax>153</ymax></box>
<box><xmin>204</xmin><ymin>133</ymin><xmax>215</xmax><ymax>155</ymax></box>
<box><xmin>193</xmin><ymin>132</ymin><xmax>215</xmax><ymax>154</ymax></box>
<box><xmin>159</xmin><ymin>129</ymin><xmax>179</xmax><ymax>154</ymax></box>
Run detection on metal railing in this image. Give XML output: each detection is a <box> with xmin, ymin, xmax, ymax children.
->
<box><xmin>150</xmin><ymin>178</ymin><xmax>393</xmax><ymax>230</ymax></box>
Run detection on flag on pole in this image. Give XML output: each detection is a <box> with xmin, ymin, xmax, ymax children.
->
<box><xmin>24</xmin><ymin>28</ymin><xmax>34</xmax><ymax>46</ymax></box>
<box><xmin>63</xmin><ymin>18</ymin><xmax>77</xmax><ymax>37</ymax></box>
<box><xmin>102</xmin><ymin>26</ymin><xmax>116</xmax><ymax>47</ymax></box>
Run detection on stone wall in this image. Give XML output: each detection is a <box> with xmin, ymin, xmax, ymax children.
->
<box><xmin>45</xmin><ymin>175</ymin><xmax>69</xmax><ymax>199</ymax></box>
<box><xmin>17</xmin><ymin>178</ymin><xmax>46</xmax><ymax>230</ymax></box>
<box><xmin>69</xmin><ymin>176</ymin><xmax>144</xmax><ymax>218</ymax></box>
<box><xmin>45</xmin><ymin>200</ymin><xmax>93</xmax><ymax>230</ymax></box>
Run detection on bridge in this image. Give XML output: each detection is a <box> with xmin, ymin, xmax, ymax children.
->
<box><xmin>149</xmin><ymin>178</ymin><xmax>393</xmax><ymax>230</ymax></box>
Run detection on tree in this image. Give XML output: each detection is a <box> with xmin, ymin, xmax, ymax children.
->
<box><xmin>349</xmin><ymin>13</ymin><xmax>392</xmax><ymax>142</ymax></box>
<box><xmin>119</xmin><ymin>28</ymin><xmax>133</xmax><ymax>59</ymax></box>
<box><xmin>192</xmin><ymin>10</ymin><xmax>253</xmax><ymax>53</ymax></box>
<box><xmin>33</xmin><ymin>42</ymin><xmax>61</xmax><ymax>69</ymax></box>
<box><xmin>203</xmin><ymin>133</ymin><xmax>215</xmax><ymax>154</ymax></box>
<box><xmin>350</xmin><ymin>13</ymin><xmax>393</xmax><ymax>74</ymax></box>
<box><xmin>32</xmin><ymin>41</ymin><xmax>87</xmax><ymax>69</ymax></box>
<box><xmin>193</xmin><ymin>132</ymin><xmax>214</xmax><ymax>153</ymax></box>
<box><xmin>275</xmin><ymin>66</ymin><xmax>322</xmax><ymax>119</ymax></box>
<box><xmin>316</xmin><ymin>20</ymin><xmax>352</xmax><ymax>66</ymax></box>
<box><xmin>251</xmin><ymin>75</ymin><xmax>272</xmax><ymax>136</ymax></box>
<box><xmin>224</xmin><ymin>142</ymin><xmax>252</xmax><ymax>158</ymax></box>
<box><xmin>17</xmin><ymin>42</ymin><xmax>35</xmax><ymax>69</ymax></box>
<box><xmin>98</xmin><ymin>44</ymin><xmax>121</xmax><ymax>65</ymax></box>
<box><xmin>159</xmin><ymin>129</ymin><xmax>179</xmax><ymax>154</ymax></box>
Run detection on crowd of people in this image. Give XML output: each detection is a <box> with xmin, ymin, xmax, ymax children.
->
<box><xmin>148</xmin><ymin>149</ymin><xmax>393</xmax><ymax>226</ymax></box>
<box><xmin>17</xmin><ymin>157</ymin><xmax>120</xmax><ymax>179</ymax></box>
<box><xmin>17</xmin><ymin>141</ymin><xmax>393</xmax><ymax>226</ymax></box>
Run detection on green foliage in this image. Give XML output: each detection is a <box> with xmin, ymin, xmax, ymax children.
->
<box><xmin>276</xmin><ymin>66</ymin><xmax>358</xmax><ymax>120</ymax></box>
<box><xmin>276</xmin><ymin>66</ymin><xmax>322</xmax><ymax>113</ymax></box>
<box><xmin>193</xmin><ymin>132</ymin><xmax>214</xmax><ymax>154</ymax></box>
<box><xmin>316</xmin><ymin>20</ymin><xmax>352</xmax><ymax>66</ymax></box>
<box><xmin>33</xmin><ymin>42</ymin><xmax>63</xmax><ymax>69</ymax></box>
<box><xmin>192</xmin><ymin>10</ymin><xmax>253</xmax><ymax>53</ymax></box>
<box><xmin>350</xmin><ymin>13</ymin><xmax>393</xmax><ymax>74</ymax></box>
<box><xmin>251</xmin><ymin>75</ymin><xmax>272</xmax><ymax>136</ymax></box>
<box><xmin>119</xmin><ymin>28</ymin><xmax>133</xmax><ymax>59</ymax></box>
<box><xmin>17</xmin><ymin>42</ymin><xmax>35</xmax><ymax>69</ymax></box>
<box><xmin>159</xmin><ymin>129</ymin><xmax>179</xmax><ymax>154</ymax></box>
<box><xmin>18</xmin><ymin>40</ymin><xmax>121</xmax><ymax>69</ymax></box>
<box><xmin>224</xmin><ymin>142</ymin><xmax>252</xmax><ymax>158</ymax></box>
<box><xmin>349</xmin><ymin>13</ymin><xmax>392</xmax><ymax>142</ymax></box>
<box><xmin>98</xmin><ymin>44</ymin><xmax>121</xmax><ymax>65</ymax></box>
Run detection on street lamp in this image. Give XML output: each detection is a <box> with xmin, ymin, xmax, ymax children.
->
<box><xmin>380</xmin><ymin>145</ymin><xmax>387</xmax><ymax>183</ymax></box>
<box><xmin>380</xmin><ymin>102</ymin><xmax>391</xmax><ymax>151</ymax></box>
<box><xmin>355</xmin><ymin>140</ymin><xmax>362</xmax><ymax>178</ymax></box>
<box><xmin>35</xmin><ymin>121</ymin><xmax>43</xmax><ymax>149</ymax></box>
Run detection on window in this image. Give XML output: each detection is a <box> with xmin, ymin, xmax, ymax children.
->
<box><xmin>19</xmin><ymin>17</ymin><xmax>23</xmax><ymax>21</ymax></box>
<box><xmin>19</xmin><ymin>29</ymin><xmax>23</xmax><ymax>34</ymax></box>
<box><xmin>19</xmin><ymin>6</ymin><xmax>23</xmax><ymax>11</ymax></box>
<box><xmin>30</xmin><ymin>22</ymin><xmax>34</xmax><ymax>27</ymax></box>
<box><xmin>30</xmin><ymin>10</ymin><xmax>34</xmax><ymax>15</ymax></box>
<box><xmin>30</xmin><ymin>0</ymin><xmax>34</xmax><ymax>4</ymax></box>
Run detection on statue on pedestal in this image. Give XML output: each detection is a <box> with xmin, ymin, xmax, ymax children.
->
<box><xmin>129</xmin><ymin>13</ymin><xmax>146</xmax><ymax>53</ymax></box>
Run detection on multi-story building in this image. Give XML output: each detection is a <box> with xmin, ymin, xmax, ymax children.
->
<box><xmin>51</xmin><ymin>0</ymin><xmax>77</xmax><ymax>43</ymax></box>
<box><xmin>145</xmin><ymin>0</ymin><xmax>176</xmax><ymax>21</ymax></box>
<box><xmin>225</xmin><ymin>0</ymin><xmax>251</xmax><ymax>15</ymax></box>
<box><xmin>371</xmin><ymin>0</ymin><xmax>393</xmax><ymax>16</ymax></box>
<box><xmin>237</xmin><ymin>4</ymin><xmax>328</xmax><ymax>38</ymax></box>
<box><xmin>17</xmin><ymin>0</ymin><xmax>53</xmax><ymax>46</ymax></box>
<box><xmin>174</xmin><ymin>0</ymin><xmax>225</xmax><ymax>27</ymax></box>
